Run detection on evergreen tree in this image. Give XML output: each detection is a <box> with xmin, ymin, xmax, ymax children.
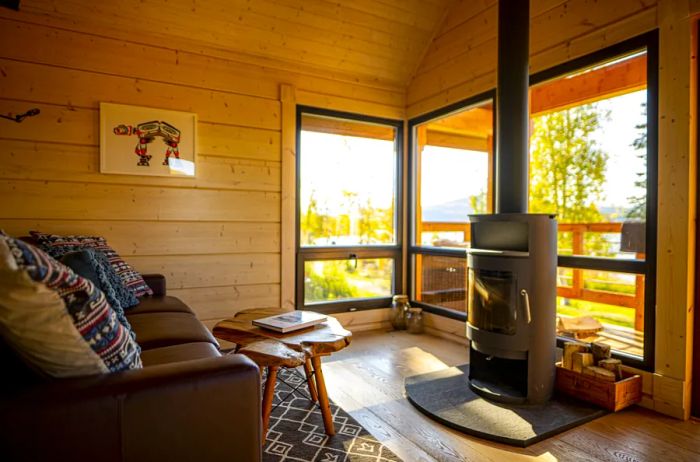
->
<box><xmin>626</xmin><ymin>102</ymin><xmax>647</xmax><ymax>220</ymax></box>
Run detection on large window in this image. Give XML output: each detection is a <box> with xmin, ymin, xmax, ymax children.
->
<box><xmin>296</xmin><ymin>107</ymin><xmax>403</xmax><ymax>312</ymax></box>
<box><xmin>406</xmin><ymin>33</ymin><xmax>657</xmax><ymax>369</ymax></box>
<box><xmin>530</xmin><ymin>33</ymin><xmax>657</xmax><ymax>367</ymax></box>
<box><xmin>408</xmin><ymin>96</ymin><xmax>495</xmax><ymax>316</ymax></box>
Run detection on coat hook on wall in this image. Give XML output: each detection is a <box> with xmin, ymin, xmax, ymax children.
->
<box><xmin>0</xmin><ymin>108</ymin><xmax>41</xmax><ymax>123</ymax></box>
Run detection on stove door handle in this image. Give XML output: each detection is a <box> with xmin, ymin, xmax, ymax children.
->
<box><xmin>520</xmin><ymin>289</ymin><xmax>532</xmax><ymax>324</ymax></box>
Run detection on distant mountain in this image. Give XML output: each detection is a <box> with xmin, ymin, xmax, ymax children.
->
<box><xmin>422</xmin><ymin>198</ymin><xmax>474</xmax><ymax>222</ymax></box>
<box><xmin>422</xmin><ymin>200</ymin><xmax>635</xmax><ymax>223</ymax></box>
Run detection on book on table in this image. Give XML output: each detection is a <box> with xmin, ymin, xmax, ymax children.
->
<box><xmin>252</xmin><ymin>311</ymin><xmax>327</xmax><ymax>333</ymax></box>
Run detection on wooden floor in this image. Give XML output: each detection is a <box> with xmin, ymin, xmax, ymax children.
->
<box><xmin>322</xmin><ymin>330</ymin><xmax>700</xmax><ymax>462</ymax></box>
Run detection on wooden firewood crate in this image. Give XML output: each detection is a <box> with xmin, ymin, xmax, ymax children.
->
<box><xmin>555</xmin><ymin>364</ymin><xmax>642</xmax><ymax>411</ymax></box>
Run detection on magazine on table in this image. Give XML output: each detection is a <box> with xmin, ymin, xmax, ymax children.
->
<box><xmin>252</xmin><ymin>311</ymin><xmax>327</xmax><ymax>333</ymax></box>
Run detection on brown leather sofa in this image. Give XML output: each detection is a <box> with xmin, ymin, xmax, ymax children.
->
<box><xmin>0</xmin><ymin>274</ymin><xmax>262</xmax><ymax>462</ymax></box>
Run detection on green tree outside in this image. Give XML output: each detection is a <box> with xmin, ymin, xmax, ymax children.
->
<box><xmin>529</xmin><ymin>104</ymin><xmax>612</xmax><ymax>256</ymax></box>
<box><xmin>626</xmin><ymin>102</ymin><xmax>647</xmax><ymax>220</ymax></box>
<box><xmin>305</xmin><ymin>261</ymin><xmax>357</xmax><ymax>302</ymax></box>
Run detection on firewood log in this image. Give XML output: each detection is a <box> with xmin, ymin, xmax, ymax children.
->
<box><xmin>584</xmin><ymin>366</ymin><xmax>617</xmax><ymax>382</ymax></box>
<box><xmin>598</xmin><ymin>358</ymin><xmax>622</xmax><ymax>381</ymax></box>
<box><xmin>563</xmin><ymin>342</ymin><xmax>589</xmax><ymax>370</ymax></box>
<box><xmin>572</xmin><ymin>352</ymin><xmax>594</xmax><ymax>373</ymax></box>
<box><xmin>591</xmin><ymin>342</ymin><xmax>612</xmax><ymax>363</ymax></box>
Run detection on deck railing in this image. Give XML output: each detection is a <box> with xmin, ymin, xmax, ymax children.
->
<box><xmin>419</xmin><ymin>221</ymin><xmax>645</xmax><ymax>331</ymax></box>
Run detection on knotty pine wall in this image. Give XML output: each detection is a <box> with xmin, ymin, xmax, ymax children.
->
<box><xmin>408</xmin><ymin>0</ymin><xmax>658</xmax><ymax>116</ymax></box>
<box><xmin>0</xmin><ymin>12</ymin><xmax>403</xmax><ymax>331</ymax></box>
<box><xmin>408</xmin><ymin>0</ymin><xmax>699</xmax><ymax>420</ymax></box>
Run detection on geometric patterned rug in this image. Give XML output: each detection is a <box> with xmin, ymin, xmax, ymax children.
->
<box><xmin>263</xmin><ymin>367</ymin><xmax>402</xmax><ymax>461</ymax></box>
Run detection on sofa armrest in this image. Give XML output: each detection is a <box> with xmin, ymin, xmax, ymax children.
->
<box><xmin>0</xmin><ymin>354</ymin><xmax>262</xmax><ymax>462</ymax></box>
<box><xmin>142</xmin><ymin>273</ymin><xmax>167</xmax><ymax>296</ymax></box>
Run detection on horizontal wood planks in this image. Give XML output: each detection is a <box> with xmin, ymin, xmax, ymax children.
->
<box><xmin>0</xmin><ymin>5</ymin><xmax>405</xmax><ymax>324</ymax></box>
<box><xmin>8</xmin><ymin>0</ymin><xmax>452</xmax><ymax>87</ymax></box>
<box><xmin>407</xmin><ymin>0</ymin><xmax>658</xmax><ymax>117</ymax></box>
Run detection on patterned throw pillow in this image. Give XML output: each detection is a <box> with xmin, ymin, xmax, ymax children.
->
<box><xmin>60</xmin><ymin>249</ymin><xmax>138</xmax><ymax>339</ymax></box>
<box><xmin>0</xmin><ymin>235</ymin><xmax>142</xmax><ymax>377</ymax></box>
<box><xmin>30</xmin><ymin>232</ymin><xmax>153</xmax><ymax>298</ymax></box>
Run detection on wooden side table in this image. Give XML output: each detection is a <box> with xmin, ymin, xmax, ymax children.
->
<box><xmin>214</xmin><ymin>308</ymin><xmax>352</xmax><ymax>436</ymax></box>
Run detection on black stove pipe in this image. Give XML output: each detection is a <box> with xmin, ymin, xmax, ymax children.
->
<box><xmin>495</xmin><ymin>0</ymin><xmax>530</xmax><ymax>214</ymax></box>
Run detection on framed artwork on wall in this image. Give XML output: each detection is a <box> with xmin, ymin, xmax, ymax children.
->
<box><xmin>99</xmin><ymin>102</ymin><xmax>197</xmax><ymax>177</ymax></box>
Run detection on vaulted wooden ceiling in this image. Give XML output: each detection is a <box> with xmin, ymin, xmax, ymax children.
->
<box><xmin>20</xmin><ymin>0</ymin><xmax>457</xmax><ymax>88</ymax></box>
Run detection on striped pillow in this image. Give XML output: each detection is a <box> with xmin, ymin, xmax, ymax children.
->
<box><xmin>0</xmin><ymin>236</ymin><xmax>142</xmax><ymax>377</ymax></box>
<box><xmin>30</xmin><ymin>232</ymin><xmax>153</xmax><ymax>298</ymax></box>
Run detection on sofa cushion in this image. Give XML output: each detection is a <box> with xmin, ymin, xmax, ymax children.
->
<box><xmin>126</xmin><ymin>295</ymin><xmax>194</xmax><ymax>316</ymax></box>
<box><xmin>0</xmin><ymin>236</ymin><xmax>142</xmax><ymax>377</ymax></box>
<box><xmin>60</xmin><ymin>249</ymin><xmax>138</xmax><ymax>339</ymax></box>
<box><xmin>140</xmin><ymin>342</ymin><xmax>221</xmax><ymax>367</ymax></box>
<box><xmin>129</xmin><ymin>312</ymin><xmax>219</xmax><ymax>350</ymax></box>
<box><xmin>61</xmin><ymin>249</ymin><xmax>139</xmax><ymax>308</ymax></box>
<box><xmin>30</xmin><ymin>232</ymin><xmax>153</xmax><ymax>298</ymax></box>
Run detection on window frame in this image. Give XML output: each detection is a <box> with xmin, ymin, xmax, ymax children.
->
<box><xmin>406</xmin><ymin>30</ymin><xmax>658</xmax><ymax>371</ymax></box>
<box><xmin>530</xmin><ymin>31</ymin><xmax>658</xmax><ymax>371</ymax></box>
<box><xmin>406</xmin><ymin>91</ymin><xmax>497</xmax><ymax>321</ymax></box>
<box><xmin>295</xmin><ymin>105</ymin><xmax>404</xmax><ymax>314</ymax></box>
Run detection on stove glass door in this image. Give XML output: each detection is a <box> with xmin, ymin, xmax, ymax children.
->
<box><xmin>468</xmin><ymin>268</ymin><xmax>517</xmax><ymax>335</ymax></box>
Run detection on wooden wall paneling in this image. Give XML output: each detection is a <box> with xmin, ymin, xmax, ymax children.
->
<box><xmin>408</xmin><ymin>37</ymin><xmax>497</xmax><ymax>106</ymax></box>
<box><xmin>0</xmin><ymin>141</ymin><xmax>280</xmax><ymax>192</ymax></box>
<box><xmin>407</xmin><ymin>1</ymin><xmax>657</xmax><ymax>116</ymax></box>
<box><xmin>408</xmin><ymin>73</ymin><xmax>497</xmax><ymax>120</ymax></box>
<box><xmin>171</xmin><ymin>284</ymin><xmax>281</xmax><ymax>321</ymax></box>
<box><xmin>416</xmin><ymin>2</ymin><xmax>497</xmax><ymax>76</ymax></box>
<box><xmin>4</xmin><ymin>0</ymin><xmax>451</xmax><ymax>87</ymax></box>
<box><xmin>280</xmin><ymin>84</ymin><xmax>296</xmax><ymax>310</ymax></box>
<box><xmin>655</xmin><ymin>0</ymin><xmax>694</xmax><ymax>421</ymax></box>
<box><xmin>0</xmin><ymin>101</ymin><xmax>282</xmax><ymax>167</ymax></box>
<box><xmin>0</xmin><ymin>101</ymin><xmax>97</xmax><ymax>145</ymax></box>
<box><xmin>0</xmin><ymin>220</ymin><xmax>280</xmax><ymax>256</ymax></box>
<box><xmin>296</xmin><ymin>89</ymin><xmax>405</xmax><ymax>121</ymax></box>
<box><xmin>0</xmin><ymin>180</ymin><xmax>280</xmax><ymax>222</ymax></box>
<box><xmin>222</xmin><ymin>0</ymin><xmax>423</xmax><ymax>53</ymax></box>
<box><xmin>529</xmin><ymin>7</ymin><xmax>658</xmax><ymax>78</ymax></box>
<box><xmin>0</xmin><ymin>60</ymin><xmax>281</xmax><ymax>131</ymax></box>
<box><xmin>0</xmin><ymin>2</ymin><xmax>416</xmax><ymax>340</ymax></box>
<box><xmin>437</xmin><ymin>0</ymin><xmax>495</xmax><ymax>37</ymax></box>
<box><xmin>0</xmin><ymin>19</ymin><xmax>262</xmax><ymax>100</ymax></box>
<box><xmin>653</xmin><ymin>374</ymin><xmax>691</xmax><ymax>419</ymax></box>
<box><xmin>17</xmin><ymin>1</ymin><xmax>409</xmax><ymax>84</ymax></box>
<box><xmin>126</xmin><ymin>253</ymin><xmax>280</xmax><ymax>290</ymax></box>
<box><xmin>529</xmin><ymin>0</ymin><xmax>656</xmax><ymax>54</ymax></box>
<box><xmin>198</xmin><ymin>124</ymin><xmax>281</xmax><ymax>162</ymax></box>
<box><xmin>423</xmin><ymin>313</ymin><xmax>469</xmax><ymax>346</ymax></box>
<box><xmin>692</xmin><ymin>0</ymin><xmax>700</xmax><ymax>16</ymax></box>
<box><xmin>0</xmin><ymin>18</ymin><xmax>405</xmax><ymax>108</ymax></box>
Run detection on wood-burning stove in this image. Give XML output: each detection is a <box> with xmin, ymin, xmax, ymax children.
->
<box><xmin>467</xmin><ymin>213</ymin><xmax>557</xmax><ymax>404</ymax></box>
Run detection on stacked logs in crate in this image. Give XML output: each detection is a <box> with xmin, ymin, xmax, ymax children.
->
<box><xmin>562</xmin><ymin>341</ymin><xmax>622</xmax><ymax>382</ymax></box>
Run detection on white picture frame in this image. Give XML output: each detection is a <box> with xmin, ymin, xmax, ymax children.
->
<box><xmin>100</xmin><ymin>102</ymin><xmax>197</xmax><ymax>177</ymax></box>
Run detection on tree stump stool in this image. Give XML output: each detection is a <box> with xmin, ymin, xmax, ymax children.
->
<box><xmin>236</xmin><ymin>339</ymin><xmax>309</xmax><ymax>442</ymax></box>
